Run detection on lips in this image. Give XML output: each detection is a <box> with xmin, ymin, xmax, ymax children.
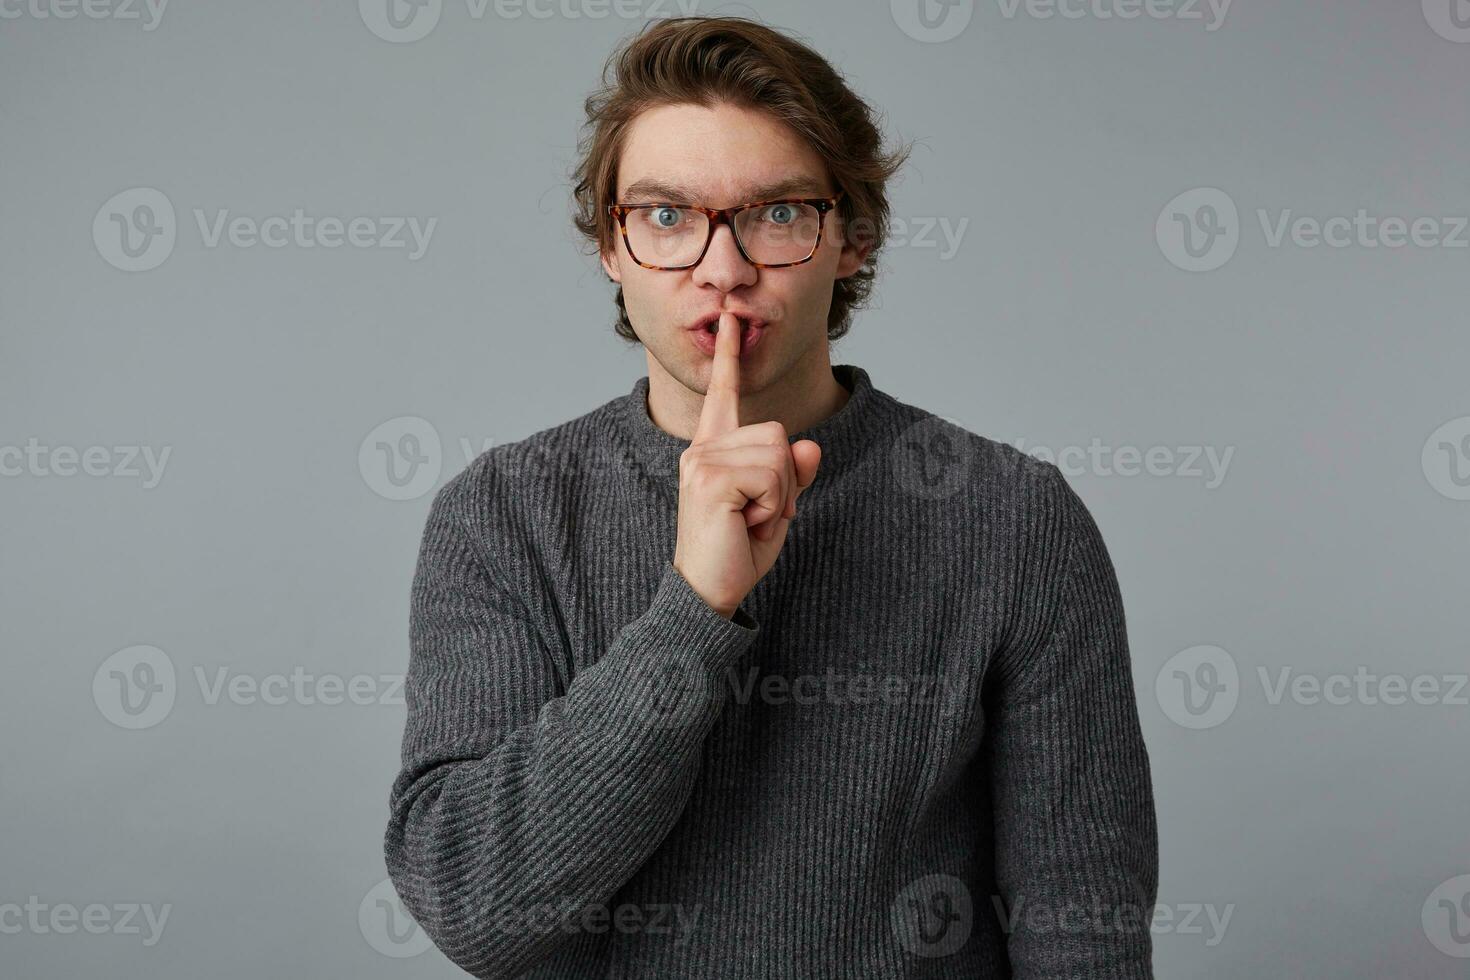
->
<box><xmin>687</xmin><ymin>313</ymin><xmax>768</xmax><ymax>357</ymax></box>
<box><xmin>687</xmin><ymin>311</ymin><xmax>768</xmax><ymax>334</ymax></box>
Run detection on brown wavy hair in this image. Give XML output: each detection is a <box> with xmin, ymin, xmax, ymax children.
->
<box><xmin>570</xmin><ymin>15</ymin><xmax>913</xmax><ymax>344</ymax></box>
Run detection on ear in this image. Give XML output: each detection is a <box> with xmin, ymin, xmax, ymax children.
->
<box><xmin>829</xmin><ymin>210</ymin><xmax>873</xmax><ymax>279</ymax></box>
<box><xmin>601</xmin><ymin>245</ymin><xmax>622</xmax><ymax>283</ymax></box>
<box><xmin>834</xmin><ymin>238</ymin><xmax>872</xmax><ymax>280</ymax></box>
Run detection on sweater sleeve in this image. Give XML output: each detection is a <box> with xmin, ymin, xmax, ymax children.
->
<box><xmin>383</xmin><ymin>472</ymin><xmax>759</xmax><ymax>979</ymax></box>
<box><xmin>985</xmin><ymin>462</ymin><xmax>1159</xmax><ymax>978</ymax></box>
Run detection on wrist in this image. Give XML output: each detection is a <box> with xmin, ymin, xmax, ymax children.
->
<box><xmin>671</xmin><ymin>559</ymin><xmax>737</xmax><ymax>620</ymax></box>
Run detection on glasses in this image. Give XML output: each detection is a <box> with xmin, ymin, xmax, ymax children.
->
<box><xmin>607</xmin><ymin>190</ymin><xmax>844</xmax><ymax>270</ymax></box>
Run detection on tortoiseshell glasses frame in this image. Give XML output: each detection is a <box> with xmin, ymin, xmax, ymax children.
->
<box><xmin>606</xmin><ymin>189</ymin><xmax>845</xmax><ymax>270</ymax></box>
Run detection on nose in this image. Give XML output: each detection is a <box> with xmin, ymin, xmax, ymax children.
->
<box><xmin>691</xmin><ymin>219</ymin><xmax>758</xmax><ymax>292</ymax></box>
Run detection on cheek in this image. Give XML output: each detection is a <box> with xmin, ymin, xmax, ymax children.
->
<box><xmin>806</xmin><ymin>230</ymin><xmax>847</xmax><ymax>275</ymax></box>
<box><xmin>790</xmin><ymin>256</ymin><xmax>843</xmax><ymax>324</ymax></box>
<box><xmin>617</xmin><ymin>266</ymin><xmax>678</xmax><ymax>326</ymax></box>
<box><xmin>788</xmin><ymin>251</ymin><xmax>841</xmax><ymax>301</ymax></box>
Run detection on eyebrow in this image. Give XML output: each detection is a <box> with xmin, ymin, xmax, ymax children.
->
<box><xmin>618</xmin><ymin>176</ymin><xmax>829</xmax><ymax>205</ymax></box>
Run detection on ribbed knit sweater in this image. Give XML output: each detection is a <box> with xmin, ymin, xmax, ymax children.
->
<box><xmin>384</xmin><ymin>363</ymin><xmax>1159</xmax><ymax>979</ymax></box>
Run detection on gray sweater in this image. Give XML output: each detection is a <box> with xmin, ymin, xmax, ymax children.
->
<box><xmin>384</xmin><ymin>363</ymin><xmax>1159</xmax><ymax>979</ymax></box>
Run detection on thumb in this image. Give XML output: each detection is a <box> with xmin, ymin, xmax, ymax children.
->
<box><xmin>756</xmin><ymin>440</ymin><xmax>822</xmax><ymax>544</ymax></box>
<box><xmin>788</xmin><ymin>439</ymin><xmax>821</xmax><ymax>512</ymax></box>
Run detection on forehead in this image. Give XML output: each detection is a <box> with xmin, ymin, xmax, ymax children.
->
<box><xmin>616</xmin><ymin>102</ymin><xmax>831</xmax><ymax>204</ymax></box>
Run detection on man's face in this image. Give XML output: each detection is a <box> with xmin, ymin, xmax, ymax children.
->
<box><xmin>601</xmin><ymin>102</ymin><xmax>868</xmax><ymax>396</ymax></box>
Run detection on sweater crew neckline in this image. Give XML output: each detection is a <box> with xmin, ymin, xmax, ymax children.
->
<box><xmin>607</xmin><ymin>363</ymin><xmax>890</xmax><ymax>494</ymax></box>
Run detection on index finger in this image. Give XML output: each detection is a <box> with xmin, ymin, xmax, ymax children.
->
<box><xmin>693</xmin><ymin>312</ymin><xmax>742</xmax><ymax>443</ymax></box>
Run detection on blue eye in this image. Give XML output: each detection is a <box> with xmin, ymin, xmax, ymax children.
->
<box><xmin>764</xmin><ymin>205</ymin><xmax>795</xmax><ymax>224</ymax></box>
<box><xmin>653</xmin><ymin>207</ymin><xmax>682</xmax><ymax>228</ymax></box>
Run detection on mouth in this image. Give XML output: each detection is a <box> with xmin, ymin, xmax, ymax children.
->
<box><xmin>688</xmin><ymin>312</ymin><xmax>768</xmax><ymax>334</ymax></box>
<box><xmin>687</xmin><ymin>313</ymin><xmax>769</xmax><ymax>357</ymax></box>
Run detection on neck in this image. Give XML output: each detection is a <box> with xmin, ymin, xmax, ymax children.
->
<box><xmin>644</xmin><ymin>345</ymin><xmax>851</xmax><ymax>441</ymax></box>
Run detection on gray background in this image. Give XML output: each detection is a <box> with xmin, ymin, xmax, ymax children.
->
<box><xmin>3</xmin><ymin>0</ymin><xmax>1468</xmax><ymax>976</ymax></box>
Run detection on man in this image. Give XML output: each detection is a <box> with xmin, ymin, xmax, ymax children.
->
<box><xmin>384</xmin><ymin>15</ymin><xmax>1158</xmax><ymax>979</ymax></box>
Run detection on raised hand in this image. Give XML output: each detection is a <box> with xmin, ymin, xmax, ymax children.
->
<box><xmin>671</xmin><ymin>313</ymin><xmax>822</xmax><ymax>619</ymax></box>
